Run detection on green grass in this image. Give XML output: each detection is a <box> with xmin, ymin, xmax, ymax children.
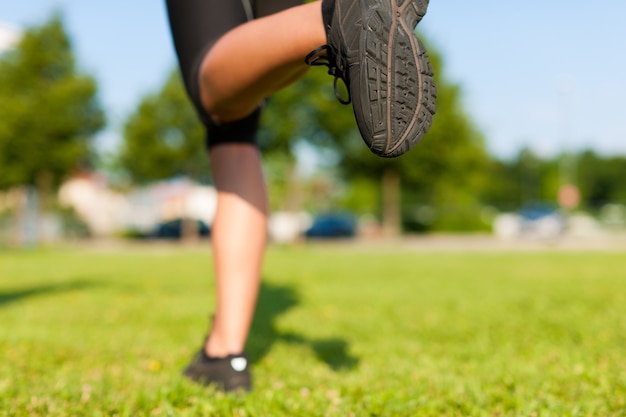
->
<box><xmin>1</xmin><ymin>243</ymin><xmax>625</xmax><ymax>416</ymax></box>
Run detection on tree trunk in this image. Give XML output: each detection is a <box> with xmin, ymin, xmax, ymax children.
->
<box><xmin>181</xmin><ymin>217</ymin><xmax>199</xmax><ymax>243</ymax></box>
<box><xmin>285</xmin><ymin>160</ymin><xmax>301</xmax><ymax>213</ymax></box>
<box><xmin>10</xmin><ymin>187</ymin><xmax>25</xmax><ymax>248</ymax></box>
<box><xmin>381</xmin><ymin>168</ymin><xmax>401</xmax><ymax>237</ymax></box>
<box><xmin>36</xmin><ymin>170</ymin><xmax>53</xmax><ymax>244</ymax></box>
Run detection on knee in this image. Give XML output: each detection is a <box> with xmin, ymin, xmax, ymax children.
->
<box><xmin>198</xmin><ymin>56</ymin><xmax>241</xmax><ymax>123</ymax></box>
<box><xmin>198</xmin><ymin>50</ymin><xmax>263</xmax><ymax>123</ymax></box>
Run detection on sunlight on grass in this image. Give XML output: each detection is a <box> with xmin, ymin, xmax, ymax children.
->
<box><xmin>1</xmin><ymin>244</ymin><xmax>625</xmax><ymax>416</ymax></box>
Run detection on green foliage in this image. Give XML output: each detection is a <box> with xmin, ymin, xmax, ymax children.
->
<box><xmin>116</xmin><ymin>70</ymin><xmax>209</xmax><ymax>185</ymax></box>
<box><xmin>577</xmin><ymin>150</ymin><xmax>626</xmax><ymax>209</ymax></box>
<box><xmin>483</xmin><ymin>149</ymin><xmax>626</xmax><ymax>213</ymax></box>
<box><xmin>1</xmin><ymin>246</ymin><xmax>626</xmax><ymax>415</ymax></box>
<box><xmin>262</xmin><ymin>152</ymin><xmax>297</xmax><ymax>211</ymax></box>
<box><xmin>483</xmin><ymin>148</ymin><xmax>557</xmax><ymax>212</ymax></box>
<box><xmin>112</xmin><ymin>33</ymin><xmax>626</xmax><ymax>228</ymax></box>
<box><xmin>259</xmin><ymin>67</ymin><xmax>359</xmax><ymax>212</ymax></box>
<box><xmin>113</xmin><ymin>33</ymin><xmax>496</xmax><ymax>230</ymax></box>
<box><xmin>0</xmin><ymin>14</ymin><xmax>105</xmax><ymax>191</ymax></box>
<box><xmin>301</xmin><ymin>42</ymin><xmax>494</xmax><ymax>231</ymax></box>
<box><xmin>257</xmin><ymin>37</ymin><xmax>496</xmax><ymax>231</ymax></box>
<box><xmin>259</xmin><ymin>59</ymin><xmax>359</xmax><ymax>154</ymax></box>
<box><xmin>340</xmin><ymin>177</ymin><xmax>379</xmax><ymax>216</ymax></box>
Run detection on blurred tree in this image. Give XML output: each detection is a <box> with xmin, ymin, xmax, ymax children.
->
<box><xmin>116</xmin><ymin>69</ymin><xmax>209</xmax><ymax>184</ymax></box>
<box><xmin>480</xmin><ymin>148</ymin><xmax>609</xmax><ymax>214</ymax></box>
<box><xmin>116</xmin><ymin>66</ymin><xmax>313</xmax><ymax>212</ymax></box>
<box><xmin>259</xmin><ymin>63</ymin><xmax>358</xmax><ymax>212</ymax></box>
<box><xmin>116</xmin><ymin>36</ymin><xmax>495</xmax><ymax>233</ymax></box>
<box><xmin>577</xmin><ymin>150</ymin><xmax>626</xmax><ymax>209</ymax></box>
<box><xmin>0</xmin><ymin>14</ymin><xmax>105</xmax><ymax>192</ymax></box>
<box><xmin>302</xmin><ymin>43</ymin><xmax>493</xmax><ymax>233</ymax></box>
<box><xmin>479</xmin><ymin>158</ymin><xmax>521</xmax><ymax>212</ymax></box>
<box><xmin>481</xmin><ymin>148</ymin><xmax>626</xmax><ymax>215</ymax></box>
<box><xmin>483</xmin><ymin>148</ymin><xmax>550</xmax><ymax>212</ymax></box>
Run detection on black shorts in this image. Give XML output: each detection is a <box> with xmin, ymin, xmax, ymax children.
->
<box><xmin>165</xmin><ymin>0</ymin><xmax>303</xmax><ymax>147</ymax></box>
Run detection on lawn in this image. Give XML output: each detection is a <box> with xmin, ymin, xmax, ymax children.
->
<box><xmin>1</xmin><ymin>242</ymin><xmax>625</xmax><ymax>416</ymax></box>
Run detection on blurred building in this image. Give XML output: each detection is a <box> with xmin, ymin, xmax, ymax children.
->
<box><xmin>58</xmin><ymin>173</ymin><xmax>128</xmax><ymax>236</ymax></box>
<box><xmin>58</xmin><ymin>175</ymin><xmax>217</xmax><ymax>237</ymax></box>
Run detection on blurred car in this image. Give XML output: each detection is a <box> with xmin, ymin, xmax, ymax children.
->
<box><xmin>494</xmin><ymin>203</ymin><xmax>565</xmax><ymax>239</ymax></box>
<box><xmin>151</xmin><ymin>218</ymin><xmax>211</xmax><ymax>239</ymax></box>
<box><xmin>304</xmin><ymin>214</ymin><xmax>356</xmax><ymax>239</ymax></box>
<box><xmin>518</xmin><ymin>203</ymin><xmax>565</xmax><ymax>236</ymax></box>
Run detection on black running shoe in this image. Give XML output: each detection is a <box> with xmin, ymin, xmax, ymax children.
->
<box><xmin>306</xmin><ymin>0</ymin><xmax>437</xmax><ymax>158</ymax></box>
<box><xmin>183</xmin><ymin>349</ymin><xmax>252</xmax><ymax>393</ymax></box>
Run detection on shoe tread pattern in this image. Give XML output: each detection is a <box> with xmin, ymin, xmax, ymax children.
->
<box><xmin>348</xmin><ymin>0</ymin><xmax>437</xmax><ymax>157</ymax></box>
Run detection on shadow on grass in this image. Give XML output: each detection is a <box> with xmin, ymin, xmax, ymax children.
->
<box><xmin>0</xmin><ymin>279</ymin><xmax>101</xmax><ymax>308</ymax></box>
<box><xmin>247</xmin><ymin>280</ymin><xmax>359</xmax><ymax>371</ymax></box>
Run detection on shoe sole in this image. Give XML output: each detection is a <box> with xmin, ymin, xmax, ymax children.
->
<box><xmin>350</xmin><ymin>0</ymin><xmax>437</xmax><ymax>157</ymax></box>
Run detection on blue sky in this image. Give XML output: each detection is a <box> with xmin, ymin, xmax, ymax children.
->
<box><xmin>2</xmin><ymin>1</ymin><xmax>625</xmax><ymax>159</ymax></box>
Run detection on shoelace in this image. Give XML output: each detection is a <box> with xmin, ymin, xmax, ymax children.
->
<box><xmin>305</xmin><ymin>45</ymin><xmax>351</xmax><ymax>105</ymax></box>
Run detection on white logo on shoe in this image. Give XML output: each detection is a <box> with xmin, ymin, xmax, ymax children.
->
<box><xmin>230</xmin><ymin>357</ymin><xmax>247</xmax><ymax>372</ymax></box>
